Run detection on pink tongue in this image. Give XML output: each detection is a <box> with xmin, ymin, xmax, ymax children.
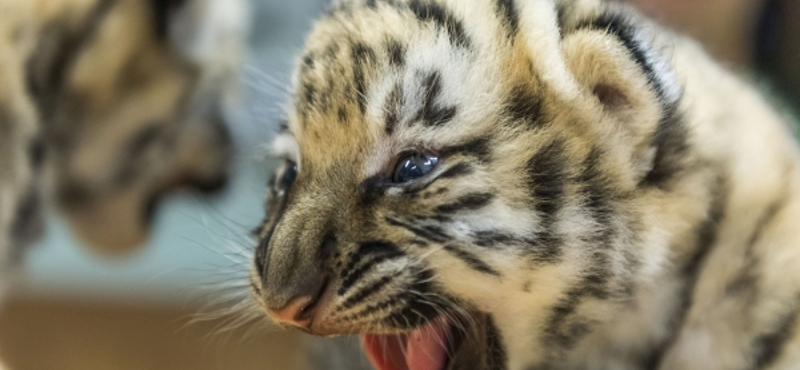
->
<box><xmin>361</xmin><ymin>319</ymin><xmax>449</xmax><ymax>370</ymax></box>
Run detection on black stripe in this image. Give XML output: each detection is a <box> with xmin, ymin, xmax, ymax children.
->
<box><xmin>436</xmin><ymin>193</ymin><xmax>494</xmax><ymax>214</ymax></box>
<box><xmin>439</xmin><ymin>162</ymin><xmax>474</xmax><ymax>179</ymax></box>
<box><xmin>579</xmin><ymin>147</ymin><xmax>618</xmax><ymax>246</ymax></box>
<box><xmin>412</xmin><ymin>214</ymin><xmax>452</xmax><ymax>224</ymax></box>
<box><xmin>528</xmin><ymin>140</ymin><xmax>567</xmax><ymax>220</ymax></box>
<box><xmin>745</xmin><ymin>198</ymin><xmax>787</xmax><ymax>255</ymax></box>
<box><xmin>752</xmin><ymin>301</ymin><xmax>799</xmax><ymax>369</ymax></box>
<box><xmin>340</xmin><ymin>275</ymin><xmax>394</xmax><ymax>310</ymax></box>
<box><xmin>526</xmin><ymin>236</ymin><xmax>562</xmax><ymax>264</ymax></box>
<box><xmin>26</xmin><ymin>0</ymin><xmax>118</xmax><ymax>121</ymax></box>
<box><xmin>10</xmin><ymin>186</ymin><xmax>42</xmax><ymax>256</ymax></box>
<box><xmin>386</xmin><ymin>39</ymin><xmax>406</xmax><ymax>67</ymax></box>
<box><xmin>340</xmin><ymin>241</ymin><xmax>402</xmax><ymax>280</ymax></box>
<box><xmin>301</xmin><ymin>82</ymin><xmax>317</xmax><ymax>108</ymax></box>
<box><xmin>339</xmin><ymin>251</ymin><xmax>405</xmax><ymax>295</ymax></box>
<box><xmin>643</xmin><ymin>174</ymin><xmax>727</xmax><ymax>369</ymax></box>
<box><xmin>441</xmin><ymin>137</ymin><xmax>492</xmax><ymax>163</ymax></box>
<box><xmin>543</xmin><ymin>249</ymin><xmax>615</xmax><ymax>349</ymax></box>
<box><xmin>527</xmin><ymin>140</ymin><xmax>567</xmax><ymax>256</ymax></box>
<box><xmin>554</xmin><ymin>1</ymin><xmax>569</xmax><ymax>29</ymax></box>
<box><xmin>472</xmin><ymin>230</ymin><xmax>516</xmax><ymax>248</ymax></box>
<box><xmin>443</xmin><ymin>245</ymin><xmax>501</xmax><ymax>276</ymax></box>
<box><xmin>384</xmin><ymin>82</ymin><xmax>403</xmax><ymax>134</ymax></box>
<box><xmin>358</xmin><ymin>174</ymin><xmax>387</xmax><ymax>206</ymax></box>
<box><xmin>408</xmin><ymin>0</ymin><xmax>470</xmax><ymax>48</ymax></box>
<box><xmin>422</xmin><ymin>187</ymin><xmax>449</xmax><ymax>200</ymax></box>
<box><xmin>642</xmin><ymin>110</ymin><xmax>689</xmax><ymax>187</ymax></box>
<box><xmin>505</xmin><ymin>85</ymin><xmax>545</xmax><ymax>128</ymax></box>
<box><xmin>726</xmin><ymin>198</ymin><xmax>787</xmax><ymax>297</ymax></box>
<box><xmin>341</xmin><ymin>298</ymin><xmax>400</xmax><ymax>322</ymax></box>
<box><xmin>385</xmin><ymin>217</ymin><xmax>451</xmax><ymax>243</ymax></box>
<box><xmin>413</xmin><ymin>71</ymin><xmax>458</xmax><ymax>127</ymax></box>
<box><xmin>580</xmin><ymin>148</ymin><xmax>613</xmax><ymax>215</ymax></box>
<box><xmin>543</xmin><ymin>286</ymin><xmax>594</xmax><ymax>349</ymax></box>
<box><xmin>486</xmin><ymin>316</ymin><xmax>508</xmax><ymax>370</ymax></box>
<box><xmin>351</xmin><ymin>43</ymin><xmax>376</xmax><ymax>114</ymax></box>
<box><xmin>495</xmin><ymin>0</ymin><xmax>519</xmax><ymax>39</ymax></box>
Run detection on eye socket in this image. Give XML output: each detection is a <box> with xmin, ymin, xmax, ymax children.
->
<box><xmin>275</xmin><ymin>161</ymin><xmax>298</xmax><ymax>194</ymax></box>
<box><xmin>392</xmin><ymin>152</ymin><xmax>439</xmax><ymax>183</ymax></box>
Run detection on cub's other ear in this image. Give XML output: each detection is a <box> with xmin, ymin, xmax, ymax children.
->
<box><xmin>560</xmin><ymin>11</ymin><xmax>684</xmax><ymax>182</ymax></box>
<box><xmin>151</xmin><ymin>0</ymin><xmax>250</xmax><ymax>66</ymax></box>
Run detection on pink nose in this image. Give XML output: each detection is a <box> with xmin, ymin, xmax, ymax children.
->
<box><xmin>267</xmin><ymin>295</ymin><xmax>316</xmax><ymax>328</ymax></box>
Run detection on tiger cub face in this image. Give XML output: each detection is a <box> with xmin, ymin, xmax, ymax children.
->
<box><xmin>252</xmin><ymin>0</ymin><xmax>688</xmax><ymax>369</ymax></box>
<box><xmin>27</xmin><ymin>0</ymin><xmax>248</xmax><ymax>252</ymax></box>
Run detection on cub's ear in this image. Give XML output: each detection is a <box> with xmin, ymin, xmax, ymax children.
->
<box><xmin>152</xmin><ymin>0</ymin><xmax>250</xmax><ymax>65</ymax></box>
<box><xmin>560</xmin><ymin>12</ymin><xmax>682</xmax><ymax>180</ymax></box>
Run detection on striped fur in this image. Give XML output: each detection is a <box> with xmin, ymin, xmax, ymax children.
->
<box><xmin>251</xmin><ymin>0</ymin><xmax>800</xmax><ymax>369</ymax></box>
<box><xmin>0</xmin><ymin>0</ymin><xmax>246</xmax><ymax>261</ymax></box>
<box><xmin>0</xmin><ymin>0</ymin><xmax>245</xmax><ymax>308</ymax></box>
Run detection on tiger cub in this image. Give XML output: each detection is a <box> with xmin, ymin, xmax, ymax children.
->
<box><xmin>249</xmin><ymin>0</ymin><xmax>800</xmax><ymax>369</ymax></box>
<box><xmin>0</xmin><ymin>0</ymin><xmax>246</xmax><ymax>297</ymax></box>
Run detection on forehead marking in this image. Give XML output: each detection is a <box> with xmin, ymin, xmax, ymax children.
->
<box><xmin>384</xmin><ymin>82</ymin><xmax>403</xmax><ymax>135</ymax></box>
<box><xmin>351</xmin><ymin>43</ymin><xmax>377</xmax><ymax>115</ymax></box>
<box><xmin>506</xmin><ymin>84</ymin><xmax>545</xmax><ymax>128</ymax></box>
<box><xmin>495</xmin><ymin>0</ymin><xmax>520</xmax><ymax>39</ymax></box>
<box><xmin>386</xmin><ymin>39</ymin><xmax>406</xmax><ymax>67</ymax></box>
<box><xmin>412</xmin><ymin>70</ymin><xmax>458</xmax><ymax>128</ymax></box>
<box><xmin>408</xmin><ymin>0</ymin><xmax>471</xmax><ymax>49</ymax></box>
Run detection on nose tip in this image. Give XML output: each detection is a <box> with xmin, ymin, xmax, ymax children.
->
<box><xmin>265</xmin><ymin>276</ymin><xmax>331</xmax><ymax>330</ymax></box>
<box><xmin>267</xmin><ymin>295</ymin><xmax>317</xmax><ymax>329</ymax></box>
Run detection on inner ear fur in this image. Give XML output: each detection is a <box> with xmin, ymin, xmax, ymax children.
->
<box><xmin>561</xmin><ymin>29</ymin><xmax>666</xmax><ymax>177</ymax></box>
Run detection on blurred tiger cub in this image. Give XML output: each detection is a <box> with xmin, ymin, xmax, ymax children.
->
<box><xmin>0</xmin><ymin>0</ymin><xmax>246</xmax><ymax>309</ymax></box>
<box><xmin>249</xmin><ymin>0</ymin><xmax>800</xmax><ymax>369</ymax></box>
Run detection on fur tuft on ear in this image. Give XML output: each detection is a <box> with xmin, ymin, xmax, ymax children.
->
<box><xmin>161</xmin><ymin>0</ymin><xmax>250</xmax><ymax>115</ymax></box>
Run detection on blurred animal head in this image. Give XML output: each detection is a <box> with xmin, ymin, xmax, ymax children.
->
<box><xmin>26</xmin><ymin>0</ymin><xmax>249</xmax><ymax>253</ymax></box>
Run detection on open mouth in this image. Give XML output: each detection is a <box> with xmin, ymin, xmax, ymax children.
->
<box><xmin>361</xmin><ymin>314</ymin><xmax>485</xmax><ymax>370</ymax></box>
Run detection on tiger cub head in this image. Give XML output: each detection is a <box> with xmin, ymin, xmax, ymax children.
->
<box><xmin>251</xmin><ymin>0</ymin><xmax>696</xmax><ymax>369</ymax></box>
<box><xmin>29</xmin><ymin>0</ymin><xmax>248</xmax><ymax>253</ymax></box>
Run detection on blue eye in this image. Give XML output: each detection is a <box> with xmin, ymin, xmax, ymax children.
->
<box><xmin>392</xmin><ymin>153</ymin><xmax>439</xmax><ymax>183</ymax></box>
<box><xmin>276</xmin><ymin>161</ymin><xmax>298</xmax><ymax>193</ymax></box>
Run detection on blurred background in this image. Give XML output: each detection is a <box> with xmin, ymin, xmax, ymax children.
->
<box><xmin>0</xmin><ymin>0</ymin><xmax>797</xmax><ymax>369</ymax></box>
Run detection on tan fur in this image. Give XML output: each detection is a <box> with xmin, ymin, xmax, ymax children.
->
<box><xmin>251</xmin><ymin>0</ymin><xmax>800</xmax><ymax>369</ymax></box>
